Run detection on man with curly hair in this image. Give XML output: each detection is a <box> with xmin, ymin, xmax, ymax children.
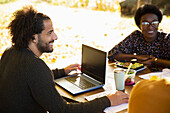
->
<box><xmin>0</xmin><ymin>6</ymin><xmax>128</xmax><ymax>113</ymax></box>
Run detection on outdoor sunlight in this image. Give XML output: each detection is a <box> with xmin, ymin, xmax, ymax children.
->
<box><xmin>0</xmin><ymin>0</ymin><xmax>169</xmax><ymax>68</ymax></box>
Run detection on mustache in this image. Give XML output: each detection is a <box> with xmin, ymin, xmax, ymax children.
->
<box><xmin>49</xmin><ymin>40</ymin><xmax>54</xmax><ymax>43</ymax></box>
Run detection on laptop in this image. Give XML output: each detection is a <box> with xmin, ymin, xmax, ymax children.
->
<box><xmin>54</xmin><ymin>44</ymin><xmax>107</xmax><ymax>95</ymax></box>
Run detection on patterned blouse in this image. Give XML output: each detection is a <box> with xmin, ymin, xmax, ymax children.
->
<box><xmin>108</xmin><ymin>30</ymin><xmax>170</xmax><ymax>61</ymax></box>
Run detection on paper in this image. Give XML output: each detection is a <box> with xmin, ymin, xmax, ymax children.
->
<box><xmin>85</xmin><ymin>76</ymin><xmax>116</xmax><ymax>101</ymax></box>
<box><xmin>139</xmin><ymin>72</ymin><xmax>162</xmax><ymax>79</ymax></box>
<box><xmin>104</xmin><ymin>103</ymin><xmax>128</xmax><ymax>113</ymax></box>
<box><xmin>85</xmin><ymin>91</ymin><xmax>111</xmax><ymax>101</ymax></box>
<box><xmin>85</xmin><ymin>75</ymin><xmax>128</xmax><ymax>113</ymax></box>
<box><xmin>139</xmin><ymin>68</ymin><xmax>170</xmax><ymax>79</ymax></box>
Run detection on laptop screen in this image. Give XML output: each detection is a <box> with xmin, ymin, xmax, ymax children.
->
<box><xmin>81</xmin><ymin>44</ymin><xmax>107</xmax><ymax>84</ymax></box>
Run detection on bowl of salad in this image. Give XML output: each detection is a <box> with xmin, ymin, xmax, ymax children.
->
<box><xmin>125</xmin><ymin>69</ymin><xmax>136</xmax><ymax>85</ymax></box>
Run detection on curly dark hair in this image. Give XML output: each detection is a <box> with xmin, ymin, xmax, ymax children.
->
<box><xmin>134</xmin><ymin>4</ymin><xmax>163</xmax><ymax>28</ymax></box>
<box><xmin>8</xmin><ymin>5</ymin><xmax>50</xmax><ymax>49</ymax></box>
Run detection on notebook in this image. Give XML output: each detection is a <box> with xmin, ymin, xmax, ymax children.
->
<box><xmin>54</xmin><ymin>44</ymin><xmax>107</xmax><ymax>95</ymax></box>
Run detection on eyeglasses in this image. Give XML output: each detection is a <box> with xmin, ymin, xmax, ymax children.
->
<box><xmin>141</xmin><ymin>21</ymin><xmax>159</xmax><ymax>28</ymax></box>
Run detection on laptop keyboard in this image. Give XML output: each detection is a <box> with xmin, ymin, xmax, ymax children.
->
<box><xmin>65</xmin><ymin>76</ymin><xmax>96</xmax><ymax>90</ymax></box>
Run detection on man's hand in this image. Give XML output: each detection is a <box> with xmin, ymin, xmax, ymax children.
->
<box><xmin>107</xmin><ymin>91</ymin><xmax>129</xmax><ymax>106</ymax></box>
<box><xmin>64</xmin><ymin>63</ymin><xmax>81</xmax><ymax>75</ymax></box>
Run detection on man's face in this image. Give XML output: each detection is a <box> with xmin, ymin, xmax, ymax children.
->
<box><xmin>140</xmin><ymin>13</ymin><xmax>159</xmax><ymax>42</ymax></box>
<box><xmin>37</xmin><ymin>19</ymin><xmax>57</xmax><ymax>53</ymax></box>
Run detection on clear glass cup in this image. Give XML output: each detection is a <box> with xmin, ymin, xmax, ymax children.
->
<box><xmin>113</xmin><ymin>69</ymin><xmax>125</xmax><ymax>91</ymax></box>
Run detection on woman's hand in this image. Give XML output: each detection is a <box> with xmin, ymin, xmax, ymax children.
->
<box><xmin>64</xmin><ymin>63</ymin><xmax>81</xmax><ymax>75</ymax></box>
<box><xmin>135</xmin><ymin>55</ymin><xmax>153</xmax><ymax>61</ymax></box>
<box><xmin>135</xmin><ymin>55</ymin><xmax>155</xmax><ymax>66</ymax></box>
<box><xmin>138</xmin><ymin>57</ymin><xmax>155</xmax><ymax>66</ymax></box>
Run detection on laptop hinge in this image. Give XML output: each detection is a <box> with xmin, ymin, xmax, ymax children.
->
<box><xmin>81</xmin><ymin>73</ymin><xmax>102</xmax><ymax>85</ymax></box>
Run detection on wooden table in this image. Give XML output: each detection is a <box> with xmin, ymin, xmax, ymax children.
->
<box><xmin>55</xmin><ymin>63</ymin><xmax>152</xmax><ymax>112</ymax></box>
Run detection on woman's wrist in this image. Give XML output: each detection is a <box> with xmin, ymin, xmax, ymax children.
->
<box><xmin>152</xmin><ymin>57</ymin><xmax>158</xmax><ymax>64</ymax></box>
<box><xmin>154</xmin><ymin>58</ymin><xmax>158</xmax><ymax>64</ymax></box>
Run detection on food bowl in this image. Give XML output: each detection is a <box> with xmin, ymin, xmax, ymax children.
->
<box><xmin>125</xmin><ymin>69</ymin><xmax>136</xmax><ymax>85</ymax></box>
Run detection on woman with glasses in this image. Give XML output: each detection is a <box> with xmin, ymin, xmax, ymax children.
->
<box><xmin>108</xmin><ymin>4</ymin><xmax>170</xmax><ymax>68</ymax></box>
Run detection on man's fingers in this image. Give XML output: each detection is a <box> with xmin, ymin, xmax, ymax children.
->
<box><xmin>121</xmin><ymin>94</ymin><xmax>129</xmax><ymax>99</ymax></box>
<box><xmin>122</xmin><ymin>98</ymin><xmax>129</xmax><ymax>103</ymax></box>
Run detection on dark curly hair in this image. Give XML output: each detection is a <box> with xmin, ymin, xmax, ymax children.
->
<box><xmin>134</xmin><ymin>4</ymin><xmax>163</xmax><ymax>28</ymax></box>
<box><xmin>8</xmin><ymin>5</ymin><xmax>50</xmax><ymax>49</ymax></box>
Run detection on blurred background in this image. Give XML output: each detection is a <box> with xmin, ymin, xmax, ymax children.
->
<box><xmin>0</xmin><ymin>0</ymin><xmax>169</xmax><ymax>68</ymax></box>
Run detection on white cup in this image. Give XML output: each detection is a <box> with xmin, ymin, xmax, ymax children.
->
<box><xmin>113</xmin><ymin>69</ymin><xmax>125</xmax><ymax>91</ymax></box>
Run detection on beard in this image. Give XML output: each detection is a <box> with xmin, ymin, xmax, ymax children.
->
<box><xmin>37</xmin><ymin>34</ymin><xmax>54</xmax><ymax>53</ymax></box>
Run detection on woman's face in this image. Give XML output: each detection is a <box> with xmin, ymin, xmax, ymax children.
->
<box><xmin>140</xmin><ymin>13</ymin><xmax>159</xmax><ymax>42</ymax></box>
